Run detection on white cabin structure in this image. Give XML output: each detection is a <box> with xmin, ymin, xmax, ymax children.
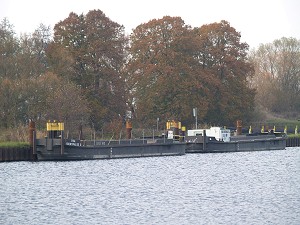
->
<box><xmin>187</xmin><ymin>127</ymin><xmax>231</xmax><ymax>142</ymax></box>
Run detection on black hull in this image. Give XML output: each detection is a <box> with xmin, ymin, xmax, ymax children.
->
<box><xmin>36</xmin><ymin>139</ymin><xmax>186</xmax><ymax>161</ymax></box>
<box><xmin>186</xmin><ymin>135</ymin><xmax>286</xmax><ymax>153</ymax></box>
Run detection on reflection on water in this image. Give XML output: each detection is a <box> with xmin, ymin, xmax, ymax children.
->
<box><xmin>1</xmin><ymin>148</ymin><xmax>300</xmax><ymax>225</ymax></box>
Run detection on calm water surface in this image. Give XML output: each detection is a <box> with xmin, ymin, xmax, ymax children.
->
<box><xmin>1</xmin><ymin>148</ymin><xmax>299</xmax><ymax>225</ymax></box>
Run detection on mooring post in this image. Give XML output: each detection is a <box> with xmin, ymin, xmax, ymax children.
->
<box><xmin>203</xmin><ymin>129</ymin><xmax>206</xmax><ymax>152</ymax></box>
<box><xmin>29</xmin><ymin>121</ymin><xmax>36</xmax><ymax>155</ymax></box>
<box><xmin>236</xmin><ymin>120</ymin><xmax>242</xmax><ymax>136</ymax></box>
<box><xmin>126</xmin><ymin>120</ymin><xmax>132</xmax><ymax>140</ymax></box>
<box><xmin>61</xmin><ymin>130</ymin><xmax>64</xmax><ymax>155</ymax></box>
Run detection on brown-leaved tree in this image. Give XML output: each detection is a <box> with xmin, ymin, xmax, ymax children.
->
<box><xmin>47</xmin><ymin>10</ymin><xmax>128</xmax><ymax>130</ymax></box>
<box><xmin>127</xmin><ymin>19</ymin><xmax>255</xmax><ymax>127</ymax></box>
<box><xmin>127</xmin><ymin>16</ymin><xmax>216</xmax><ymax>127</ymax></box>
<box><xmin>194</xmin><ymin>20</ymin><xmax>255</xmax><ymax>125</ymax></box>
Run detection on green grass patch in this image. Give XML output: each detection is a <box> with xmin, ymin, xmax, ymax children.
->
<box><xmin>287</xmin><ymin>133</ymin><xmax>300</xmax><ymax>138</ymax></box>
<box><xmin>0</xmin><ymin>142</ymin><xmax>30</xmax><ymax>148</ymax></box>
<box><xmin>266</xmin><ymin>118</ymin><xmax>300</xmax><ymax>126</ymax></box>
<box><xmin>264</xmin><ymin>118</ymin><xmax>300</xmax><ymax>133</ymax></box>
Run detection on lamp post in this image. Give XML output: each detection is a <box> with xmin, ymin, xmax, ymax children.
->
<box><xmin>157</xmin><ymin>117</ymin><xmax>159</xmax><ymax>131</ymax></box>
<box><xmin>193</xmin><ymin>108</ymin><xmax>198</xmax><ymax>129</ymax></box>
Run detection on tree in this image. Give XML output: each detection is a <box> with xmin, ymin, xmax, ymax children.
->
<box><xmin>41</xmin><ymin>72</ymin><xmax>90</xmax><ymax>136</ymax></box>
<box><xmin>0</xmin><ymin>19</ymin><xmax>91</xmax><ymax>131</ymax></box>
<box><xmin>17</xmin><ymin>24</ymin><xmax>51</xmax><ymax>79</ymax></box>
<box><xmin>194</xmin><ymin>20</ymin><xmax>255</xmax><ymax>125</ymax></box>
<box><xmin>250</xmin><ymin>37</ymin><xmax>300</xmax><ymax>114</ymax></box>
<box><xmin>127</xmin><ymin>19</ymin><xmax>255</xmax><ymax>127</ymax></box>
<box><xmin>47</xmin><ymin>10</ymin><xmax>128</xmax><ymax>130</ymax></box>
<box><xmin>0</xmin><ymin>18</ymin><xmax>19</xmax><ymax>80</ymax></box>
<box><xmin>0</xmin><ymin>20</ymin><xmax>53</xmax><ymax>128</ymax></box>
<box><xmin>127</xmin><ymin>16</ymin><xmax>212</xmax><ymax>126</ymax></box>
<box><xmin>0</xmin><ymin>79</ymin><xmax>19</xmax><ymax>128</ymax></box>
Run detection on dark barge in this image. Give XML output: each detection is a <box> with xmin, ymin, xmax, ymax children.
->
<box><xmin>34</xmin><ymin>121</ymin><xmax>185</xmax><ymax>161</ymax></box>
<box><xmin>36</xmin><ymin>139</ymin><xmax>185</xmax><ymax>161</ymax></box>
<box><xmin>0</xmin><ymin>121</ymin><xmax>293</xmax><ymax>162</ymax></box>
<box><xmin>185</xmin><ymin>127</ymin><xmax>286</xmax><ymax>153</ymax></box>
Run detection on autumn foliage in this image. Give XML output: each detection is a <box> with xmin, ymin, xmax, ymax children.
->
<box><xmin>3</xmin><ymin>9</ymin><xmax>294</xmax><ymax>136</ymax></box>
<box><xmin>48</xmin><ymin>10</ymin><xmax>128</xmax><ymax>130</ymax></box>
<box><xmin>127</xmin><ymin>18</ymin><xmax>254</xmax><ymax>126</ymax></box>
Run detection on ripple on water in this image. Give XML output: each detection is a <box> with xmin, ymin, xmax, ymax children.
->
<box><xmin>1</xmin><ymin>148</ymin><xmax>299</xmax><ymax>225</ymax></box>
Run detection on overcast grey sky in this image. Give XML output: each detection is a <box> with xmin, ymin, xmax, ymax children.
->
<box><xmin>1</xmin><ymin>0</ymin><xmax>299</xmax><ymax>48</ymax></box>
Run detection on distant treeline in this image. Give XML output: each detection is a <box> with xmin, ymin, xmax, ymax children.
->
<box><xmin>0</xmin><ymin>10</ymin><xmax>299</xmax><ymax>136</ymax></box>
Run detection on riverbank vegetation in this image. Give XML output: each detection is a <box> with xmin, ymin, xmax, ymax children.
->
<box><xmin>0</xmin><ymin>10</ymin><xmax>299</xmax><ymax>141</ymax></box>
<box><xmin>0</xmin><ymin>142</ymin><xmax>29</xmax><ymax>148</ymax></box>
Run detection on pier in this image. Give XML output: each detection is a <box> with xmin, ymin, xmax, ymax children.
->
<box><xmin>286</xmin><ymin>137</ymin><xmax>300</xmax><ymax>147</ymax></box>
<box><xmin>0</xmin><ymin>147</ymin><xmax>35</xmax><ymax>162</ymax></box>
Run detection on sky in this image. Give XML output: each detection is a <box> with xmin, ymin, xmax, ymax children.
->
<box><xmin>1</xmin><ymin>0</ymin><xmax>299</xmax><ymax>48</ymax></box>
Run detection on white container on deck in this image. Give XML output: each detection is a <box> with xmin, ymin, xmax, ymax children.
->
<box><xmin>187</xmin><ymin>127</ymin><xmax>231</xmax><ymax>142</ymax></box>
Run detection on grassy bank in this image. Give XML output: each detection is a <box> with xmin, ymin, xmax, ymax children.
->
<box><xmin>266</xmin><ymin>118</ymin><xmax>300</xmax><ymax>126</ymax></box>
<box><xmin>287</xmin><ymin>134</ymin><xmax>300</xmax><ymax>138</ymax></box>
<box><xmin>0</xmin><ymin>142</ymin><xmax>30</xmax><ymax>148</ymax></box>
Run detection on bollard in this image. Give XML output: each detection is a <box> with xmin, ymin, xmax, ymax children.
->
<box><xmin>29</xmin><ymin>121</ymin><xmax>36</xmax><ymax>147</ymax></box>
<box><xmin>236</xmin><ymin>120</ymin><xmax>242</xmax><ymax>135</ymax></box>
<box><xmin>126</xmin><ymin>120</ymin><xmax>132</xmax><ymax>139</ymax></box>
<box><xmin>29</xmin><ymin>121</ymin><xmax>36</xmax><ymax>158</ymax></box>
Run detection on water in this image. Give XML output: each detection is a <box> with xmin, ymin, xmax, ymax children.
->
<box><xmin>1</xmin><ymin>148</ymin><xmax>299</xmax><ymax>225</ymax></box>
